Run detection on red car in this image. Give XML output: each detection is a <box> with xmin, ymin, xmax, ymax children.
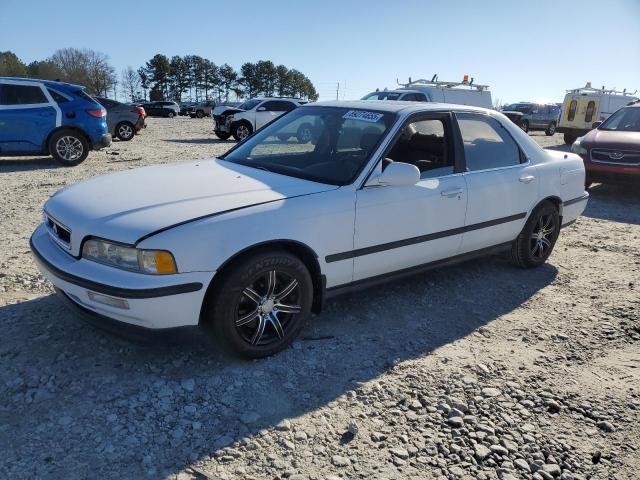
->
<box><xmin>572</xmin><ymin>101</ymin><xmax>640</xmax><ymax>188</ymax></box>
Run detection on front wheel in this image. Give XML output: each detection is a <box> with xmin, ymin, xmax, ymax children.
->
<box><xmin>48</xmin><ymin>129</ymin><xmax>89</xmax><ymax>166</ymax></box>
<box><xmin>115</xmin><ymin>122</ymin><xmax>135</xmax><ymax>141</ymax></box>
<box><xmin>167</xmin><ymin>112</ymin><xmax>175</xmax><ymax>118</ymax></box>
<box><xmin>196</xmin><ymin>110</ymin><xmax>204</xmax><ymax>118</ymax></box>
<box><xmin>510</xmin><ymin>202</ymin><xmax>560</xmax><ymax>268</ymax></box>
<box><xmin>545</xmin><ymin>122</ymin><xmax>556</xmax><ymax>136</ymax></box>
<box><xmin>215</xmin><ymin>132</ymin><xmax>231</xmax><ymax>140</ymax></box>
<box><xmin>205</xmin><ymin>250</ymin><xmax>313</xmax><ymax>358</ymax></box>
<box><xmin>232</xmin><ymin>122</ymin><xmax>252</xmax><ymax>141</ymax></box>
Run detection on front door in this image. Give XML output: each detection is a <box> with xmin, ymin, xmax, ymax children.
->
<box><xmin>255</xmin><ymin>100</ymin><xmax>289</xmax><ymax>130</ymax></box>
<box><xmin>454</xmin><ymin>112</ymin><xmax>539</xmax><ymax>253</ymax></box>
<box><xmin>353</xmin><ymin>114</ymin><xmax>468</xmax><ymax>281</ymax></box>
<box><xmin>0</xmin><ymin>81</ymin><xmax>57</xmax><ymax>153</ymax></box>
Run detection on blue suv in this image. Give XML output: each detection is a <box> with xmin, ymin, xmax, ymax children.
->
<box><xmin>0</xmin><ymin>77</ymin><xmax>111</xmax><ymax>166</ymax></box>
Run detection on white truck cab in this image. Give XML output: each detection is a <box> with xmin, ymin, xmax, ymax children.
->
<box><xmin>362</xmin><ymin>75</ymin><xmax>492</xmax><ymax>109</ymax></box>
<box><xmin>558</xmin><ymin>83</ymin><xmax>638</xmax><ymax>144</ymax></box>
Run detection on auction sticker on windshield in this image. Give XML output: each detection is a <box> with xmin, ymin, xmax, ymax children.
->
<box><xmin>342</xmin><ymin>110</ymin><xmax>384</xmax><ymax>123</ymax></box>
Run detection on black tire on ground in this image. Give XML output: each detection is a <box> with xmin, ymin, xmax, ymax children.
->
<box><xmin>277</xmin><ymin>134</ymin><xmax>290</xmax><ymax>142</ymax></box>
<box><xmin>296</xmin><ymin>123</ymin><xmax>313</xmax><ymax>143</ymax></box>
<box><xmin>215</xmin><ymin>132</ymin><xmax>232</xmax><ymax>140</ymax></box>
<box><xmin>545</xmin><ymin>122</ymin><xmax>557</xmax><ymax>136</ymax></box>
<box><xmin>167</xmin><ymin>112</ymin><xmax>175</xmax><ymax>118</ymax></box>
<box><xmin>115</xmin><ymin>122</ymin><xmax>135</xmax><ymax>141</ymax></box>
<box><xmin>232</xmin><ymin>122</ymin><xmax>253</xmax><ymax>141</ymax></box>
<box><xmin>204</xmin><ymin>249</ymin><xmax>313</xmax><ymax>358</ymax></box>
<box><xmin>564</xmin><ymin>133</ymin><xmax>577</xmax><ymax>145</ymax></box>
<box><xmin>520</xmin><ymin>120</ymin><xmax>529</xmax><ymax>133</ymax></box>
<box><xmin>196</xmin><ymin>110</ymin><xmax>204</xmax><ymax>118</ymax></box>
<box><xmin>48</xmin><ymin>129</ymin><xmax>90</xmax><ymax>166</ymax></box>
<box><xmin>510</xmin><ymin>201</ymin><xmax>560</xmax><ymax>269</ymax></box>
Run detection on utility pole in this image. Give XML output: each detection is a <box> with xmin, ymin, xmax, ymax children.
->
<box><xmin>336</xmin><ymin>82</ymin><xmax>339</xmax><ymax>101</ymax></box>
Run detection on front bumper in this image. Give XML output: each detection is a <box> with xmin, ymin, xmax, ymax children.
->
<box><xmin>93</xmin><ymin>133</ymin><xmax>112</xmax><ymax>150</ymax></box>
<box><xmin>30</xmin><ymin>224</ymin><xmax>212</xmax><ymax>330</ymax></box>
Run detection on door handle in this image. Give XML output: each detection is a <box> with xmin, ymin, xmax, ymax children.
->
<box><xmin>519</xmin><ymin>174</ymin><xmax>536</xmax><ymax>183</ymax></box>
<box><xmin>441</xmin><ymin>188</ymin><xmax>463</xmax><ymax>197</ymax></box>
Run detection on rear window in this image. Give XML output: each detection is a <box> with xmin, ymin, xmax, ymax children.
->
<box><xmin>0</xmin><ymin>84</ymin><xmax>48</xmax><ymax>105</ymax></box>
<box><xmin>47</xmin><ymin>89</ymin><xmax>69</xmax><ymax>103</ymax></box>
<box><xmin>74</xmin><ymin>89</ymin><xmax>96</xmax><ymax>103</ymax></box>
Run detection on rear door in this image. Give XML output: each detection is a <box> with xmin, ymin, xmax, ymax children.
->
<box><xmin>0</xmin><ymin>81</ymin><xmax>58</xmax><ymax>154</ymax></box>
<box><xmin>455</xmin><ymin>112</ymin><xmax>539</xmax><ymax>253</ymax></box>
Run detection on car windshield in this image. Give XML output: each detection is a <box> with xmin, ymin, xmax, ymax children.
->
<box><xmin>237</xmin><ymin>99</ymin><xmax>261</xmax><ymax>111</ymax></box>
<box><xmin>504</xmin><ymin>104</ymin><xmax>532</xmax><ymax>113</ymax></box>
<box><xmin>362</xmin><ymin>91</ymin><xmax>403</xmax><ymax>101</ymax></box>
<box><xmin>599</xmin><ymin>107</ymin><xmax>640</xmax><ymax>132</ymax></box>
<box><xmin>221</xmin><ymin>106</ymin><xmax>396</xmax><ymax>185</ymax></box>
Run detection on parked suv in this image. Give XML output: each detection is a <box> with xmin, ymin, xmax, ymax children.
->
<box><xmin>141</xmin><ymin>101</ymin><xmax>180</xmax><ymax>118</ymax></box>
<box><xmin>213</xmin><ymin>97</ymin><xmax>306</xmax><ymax>140</ymax></box>
<box><xmin>94</xmin><ymin>96</ymin><xmax>146</xmax><ymax>141</ymax></box>
<box><xmin>189</xmin><ymin>100</ymin><xmax>216</xmax><ymax>118</ymax></box>
<box><xmin>0</xmin><ymin>77</ymin><xmax>111</xmax><ymax>165</ymax></box>
<box><xmin>571</xmin><ymin>102</ymin><xmax>640</xmax><ymax>187</ymax></box>
<box><xmin>501</xmin><ymin>102</ymin><xmax>560</xmax><ymax>136</ymax></box>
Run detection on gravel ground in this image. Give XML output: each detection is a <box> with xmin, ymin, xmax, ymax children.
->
<box><xmin>0</xmin><ymin>117</ymin><xmax>638</xmax><ymax>480</ymax></box>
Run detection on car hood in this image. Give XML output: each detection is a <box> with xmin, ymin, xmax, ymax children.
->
<box><xmin>582</xmin><ymin>129</ymin><xmax>640</xmax><ymax>149</ymax></box>
<box><xmin>213</xmin><ymin>106</ymin><xmax>244</xmax><ymax>117</ymax></box>
<box><xmin>44</xmin><ymin>159</ymin><xmax>337</xmax><ymax>255</ymax></box>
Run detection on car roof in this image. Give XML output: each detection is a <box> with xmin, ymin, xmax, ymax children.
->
<box><xmin>0</xmin><ymin>76</ymin><xmax>85</xmax><ymax>90</ymax></box>
<box><xmin>307</xmin><ymin>100</ymin><xmax>492</xmax><ymax>115</ymax></box>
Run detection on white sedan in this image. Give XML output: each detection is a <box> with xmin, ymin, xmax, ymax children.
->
<box><xmin>31</xmin><ymin>101</ymin><xmax>589</xmax><ymax>358</ymax></box>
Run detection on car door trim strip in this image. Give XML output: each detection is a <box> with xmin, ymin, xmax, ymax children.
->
<box><xmin>563</xmin><ymin>193</ymin><xmax>589</xmax><ymax>207</ymax></box>
<box><xmin>325</xmin><ymin>212</ymin><xmax>527</xmax><ymax>263</ymax></box>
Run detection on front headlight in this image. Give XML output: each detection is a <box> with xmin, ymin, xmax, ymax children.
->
<box><xmin>571</xmin><ymin>137</ymin><xmax>587</xmax><ymax>156</ymax></box>
<box><xmin>82</xmin><ymin>239</ymin><xmax>177</xmax><ymax>274</ymax></box>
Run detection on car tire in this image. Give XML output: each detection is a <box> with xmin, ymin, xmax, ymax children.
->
<box><xmin>510</xmin><ymin>201</ymin><xmax>560</xmax><ymax>269</ymax></box>
<box><xmin>167</xmin><ymin>112</ymin><xmax>175</xmax><ymax>118</ymax></box>
<box><xmin>215</xmin><ymin>132</ymin><xmax>232</xmax><ymax>140</ymax></box>
<box><xmin>520</xmin><ymin>120</ymin><xmax>529</xmax><ymax>133</ymax></box>
<box><xmin>232</xmin><ymin>122</ymin><xmax>253</xmax><ymax>141</ymax></box>
<box><xmin>48</xmin><ymin>129</ymin><xmax>90</xmax><ymax>166</ymax></box>
<box><xmin>115</xmin><ymin>122</ymin><xmax>135</xmax><ymax>141</ymax></box>
<box><xmin>545</xmin><ymin>122</ymin><xmax>556</xmax><ymax>136</ymax></box>
<box><xmin>296</xmin><ymin>123</ymin><xmax>313</xmax><ymax>143</ymax></box>
<box><xmin>564</xmin><ymin>133</ymin><xmax>577</xmax><ymax>145</ymax></box>
<box><xmin>204</xmin><ymin>249</ymin><xmax>313</xmax><ymax>358</ymax></box>
<box><xmin>196</xmin><ymin>110</ymin><xmax>204</xmax><ymax>118</ymax></box>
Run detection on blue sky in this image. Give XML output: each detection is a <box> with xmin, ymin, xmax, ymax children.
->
<box><xmin>2</xmin><ymin>0</ymin><xmax>639</xmax><ymax>104</ymax></box>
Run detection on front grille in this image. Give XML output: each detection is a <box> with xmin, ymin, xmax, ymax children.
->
<box><xmin>590</xmin><ymin>148</ymin><xmax>640</xmax><ymax>165</ymax></box>
<box><xmin>45</xmin><ymin>214</ymin><xmax>72</xmax><ymax>246</ymax></box>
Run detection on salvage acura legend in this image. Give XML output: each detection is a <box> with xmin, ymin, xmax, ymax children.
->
<box><xmin>31</xmin><ymin>101</ymin><xmax>589</xmax><ymax>358</ymax></box>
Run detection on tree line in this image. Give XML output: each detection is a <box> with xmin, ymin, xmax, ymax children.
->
<box><xmin>0</xmin><ymin>49</ymin><xmax>318</xmax><ymax>103</ymax></box>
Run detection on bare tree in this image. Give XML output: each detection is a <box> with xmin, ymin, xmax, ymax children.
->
<box><xmin>121</xmin><ymin>66</ymin><xmax>141</xmax><ymax>102</ymax></box>
<box><xmin>50</xmin><ymin>48</ymin><xmax>116</xmax><ymax>95</ymax></box>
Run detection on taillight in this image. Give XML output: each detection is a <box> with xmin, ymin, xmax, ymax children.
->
<box><xmin>131</xmin><ymin>107</ymin><xmax>145</xmax><ymax>117</ymax></box>
<box><xmin>86</xmin><ymin>108</ymin><xmax>106</xmax><ymax>118</ymax></box>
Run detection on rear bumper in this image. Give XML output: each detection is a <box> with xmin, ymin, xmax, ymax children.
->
<box><xmin>30</xmin><ymin>223</ymin><xmax>213</xmax><ymax>330</ymax></box>
<box><xmin>557</xmin><ymin>127</ymin><xmax>590</xmax><ymax>137</ymax></box>
<box><xmin>93</xmin><ymin>133</ymin><xmax>112</xmax><ymax>150</ymax></box>
<box><xmin>135</xmin><ymin>117</ymin><xmax>146</xmax><ymax>131</ymax></box>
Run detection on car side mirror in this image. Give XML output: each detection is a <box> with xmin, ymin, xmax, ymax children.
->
<box><xmin>257</xmin><ymin>107</ymin><xmax>266</xmax><ymax>112</ymax></box>
<box><xmin>591</xmin><ymin>121</ymin><xmax>602</xmax><ymax>129</ymax></box>
<box><xmin>377</xmin><ymin>161</ymin><xmax>420</xmax><ymax>186</ymax></box>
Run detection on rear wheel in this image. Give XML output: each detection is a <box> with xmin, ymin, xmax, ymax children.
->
<box><xmin>205</xmin><ymin>250</ymin><xmax>313</xmax><ymax>358</ymax></box>
<box><xmin>115</xmin><ymin>122</ymin><xmax>135</xmax><ymax>141</ymax></box>
<box><xmin>545</xmin><ymin>122</ymin><xmax>556</xmax><ymax>136</ymax></box>
<box><xmin>167</xmin><ymin>111</ymin><xmax>175</xmax><ymax>118</ymax></box>
<box><xmin>215</xmin><ymin>132</ymin><xmax>231</xmax><ymax>140</ymax></box>
<box><xmin>564</xmin><ymin>133</ymin><xmax>577</xmax><ymax>145</ymax></box>
<box><xmin>48</xmin><ymin>129</ymin><xmax>89</xmax><ymax>166</ymax></box>
<box><xmin>296</xmin><ymin>123</ymin><xmax>313</xmax><ymax>143</ymax></box>
<box><xmin>510</xmin><ymin>202</ymin><xmax>560</xmax><ymax>268</ymax></box>
<box><xmin>196</xmin><ymin>110</ymin><xmax>204</xmax><ymax>118</ymax></box>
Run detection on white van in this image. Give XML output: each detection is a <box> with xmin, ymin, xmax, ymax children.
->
<box><xmin>362</xmin><ymin>75</ymin><xmax>492</xmax><ymax>109</ymax></box>
<box><xmin>558</xmin><ymin>83</ymin><xmax>638</xmax><ymax>144</ymax></box>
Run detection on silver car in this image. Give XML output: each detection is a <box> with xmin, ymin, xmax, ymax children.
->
<box><xmin>95</xmin><ymin>97</ymin><xmax>146</xmax><ymax>141</ymax></box>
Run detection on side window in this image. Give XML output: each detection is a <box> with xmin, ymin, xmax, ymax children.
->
<box><xmin>47</xmin><ymin>89</ymin><xmax>69</xmax><ymax>103</ymax></box>
<box><xmin>281</xmin><ymin>101</ymin><xmax>296</xmax><ymax>112</ymax></box>
<box><xmin>386</xmin><ymin>117</ymin><xmax>453</xmax><ymax>178</ymax></box>
<box><xmin>457</xmin><ymin>113</ymin><xmax>521</xmax><ymax>171</ymax></box>
<box><xmin>401</xmin><ymin>93</ymin><xmax>417</xmax><ymax>101</ymax></box>
<box><xmin>261</xmin><ymin>101</ymin><xmax>289</xmax><ymax>112</ymax></box>
<box><xmin>414</xmin><ymin>93</ymin><xmax>427</xmax><ymax>102</ymax></box>
<box><xmin>0</xmin><ymin>84</ymin><xmax>48</xmax><ymax>105</ymax></box>
<box><xmin>585</xmin><ymin>101</ymin><xmax>596</xmax><ymax>123</ymax></box>
<box><xmin>567</xmin><ymin>100</ymin><xmax>577</xmax><ymax>121</ymax></box>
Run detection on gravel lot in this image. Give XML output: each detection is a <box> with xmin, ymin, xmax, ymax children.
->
<box><xmin>1</xmin><ymin>117</ymin><xmax>638</xmax><ymax>480</ymax></box>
